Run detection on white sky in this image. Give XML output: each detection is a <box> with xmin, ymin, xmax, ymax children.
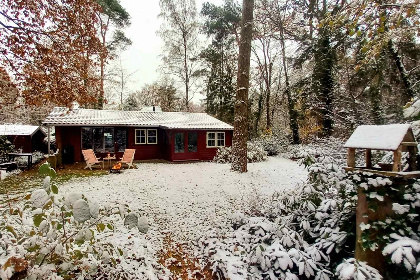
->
<box><xmin>116</xmin><ymin>0</ymin><xmax>225</xmax><ymax>102</ymax></box>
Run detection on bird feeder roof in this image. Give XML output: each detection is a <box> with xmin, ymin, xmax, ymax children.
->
<box><xmin>344</xmin><ymin>124</ymin><xmax>415</xmax><ymax>151</ymax></box>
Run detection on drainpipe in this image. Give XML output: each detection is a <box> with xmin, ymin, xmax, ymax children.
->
<box><xmin>47</xmin><ymin>126</ymin><xmax>50</xmax><ymax>155</ymax></box>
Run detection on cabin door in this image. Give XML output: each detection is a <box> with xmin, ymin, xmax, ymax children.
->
<box><xmin>173</xmin><ymin>132</ymin><xmax>198</xmax><ymax>161</ymax></box>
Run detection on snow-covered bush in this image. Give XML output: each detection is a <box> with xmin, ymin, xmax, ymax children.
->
<box><xmin>0</xmin><ymin>163</ymin><xmax>167</xmax><ymax>279</ymax></box>
<box><xmin>203</xmin><ymin>138</ymin><xmax>420</xmax><ymax>279</ymax></box>
<box><xmin>0</xmin><ymin>136</ymin><xmax>14</xmax><ymax>162</ymax></box>
<box><xmin>254</xmin><ymin>131</ymin><xmax>290</xmax><ymax>156</ymax></box>
<box><xmin>200</xmin><ymin>149</ymin><xmax>361</xmax><ymax>279</ymax></box>
<box><xmin>214</xmin><ymin>142</ymin><xmax>268</xmax><ymax>163</ymax></box>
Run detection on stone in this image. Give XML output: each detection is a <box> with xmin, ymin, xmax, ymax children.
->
<box><xmin>124</xmin><ymin>213</ymin><xmax>138</xmax><ymax>229</ymax></box>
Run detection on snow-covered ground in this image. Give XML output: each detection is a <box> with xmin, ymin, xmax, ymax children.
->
<box><xmin>59</xmin><ymin>157</ymin><xmax>307</xmax><ymax>244</ymax></box>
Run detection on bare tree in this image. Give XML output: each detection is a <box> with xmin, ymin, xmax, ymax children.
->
<box><xmin>231</xmin><ymin>0</ymin><xmax>255</xmax><ymax>173</ymax></box>
<box><xmin>158</xmin><ymin>0</ymin><xmax>201</xmax><ymax>111</ymax></box>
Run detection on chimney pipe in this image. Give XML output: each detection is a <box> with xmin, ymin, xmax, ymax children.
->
<box><xmin>153</xmin><ymin>105</ymin><xmax>155</xmax><ymax>112</ymax></box>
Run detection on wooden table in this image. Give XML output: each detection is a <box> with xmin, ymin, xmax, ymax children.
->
<box><xmin>8</xmin><ymin>153</ymin><xmax>33</xmax><ymax>169</ymax></box>
<box><xmin>103</xmin><ymin>156</ymin><xmax>116</xmax><ymax>168</ymax></box>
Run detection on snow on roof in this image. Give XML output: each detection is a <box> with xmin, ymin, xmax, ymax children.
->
<box><xmin>43</xmin><ymin>107</ymin><xmax>233</xmax><ymax>130</ymax></box>
<box><xmin>0</xmin><ymin>124</ymin><xmax>45</xmax><ymax>137</ymax></box>
<box><xmin>344</xmin><ymin>124</ymin><xmax>413</xmax><ymax>150</ymax></box>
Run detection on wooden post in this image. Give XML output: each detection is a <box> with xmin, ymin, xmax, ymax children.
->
<box><xmin>365</xmin><ymin>149</ymin><xmax>372</xmax><ymax>169</ymax></box>
<box><xmin>392</xmin><ymin>146</ymin><xmax>402</xmax><ymax>172</ymax></box>
<box><xmin>355</xmin><ymin>176</ymin><xmax>394</xmax><ymax>276</ymax></box>
<box><xmin>47</xmin><ymin>126</ymin><xmax>51</xmax><ymax>155</ymax></box>
<box><xmin>347</xmin><ymin>148</ymin><xmax>356</xmax><ymax>167</ymax></box>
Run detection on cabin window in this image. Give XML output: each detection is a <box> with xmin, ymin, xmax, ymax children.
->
<box><xmin>93</xmin><ymin>128</ymin><xmax>104</xmax><ymax>152</ymax></box>
<box><xmin>135</xmin><ymin>129</ymin><xmax>146</xmax><ymax>144</ymax></box>
<box><xmin>116</xmin><ymin>129</ymin><xmax>127</xmax><ymax>152</ymax></box>
<box><xmin>188</xmin><ymin>132</ymin><xmax>197</xmax><ymax>152</ymax></box>
<box><xmin>135</xmin><ymin>129</ymin><xmax>157</xmax><ymax>144</ymax></box>
<box><xmin>82</xmin><ymin>127</ymin><xmax>115</xmax><ymax>152</ymax></box>
<box><xmin>104</xmin><ymin>127</ymin><xmax>114</xmax><ymax>152</ymax></box>
<box><xmin>81</xmin><ymin>127</ymin><xmax>93</xmax><ymax>149</ymax></box>
<box><xmin>147</xmin><ymin>129</ymin><xmax>158</xmax><ymax>144</ymax></box>
<box><xmin>207</xmin><ymin>132</ymin><xmax>225</xmax><ymax>147</ymax></box>
<box><xmin>175</xmin><ymin>133</ymin><xmax>184</xmax><ymax>153</ymax></box>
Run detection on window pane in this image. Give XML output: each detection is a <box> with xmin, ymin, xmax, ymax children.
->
<box><xmin>135</xmin><ymin>129</ymin><xmax>146</xmax><ymax>144</ymax></box>
<box><xmin>208</xmin><ymin>133</ymin><xmax>215</xmax><ymax>139</ymax></box>
<box><xmin>217</xmin><ymin>133</ymin><xmax>225</xmax><ymax>147</ymax></box>
<box><xmin>116</xmin><ymin>129</ymin><xmax>126</xmax><ymax>152</ymax></box>
<box><xmin>104</xmin><ymin>127</ymin><xmax>114</xmax><ymax>152</ymax></box>
<box><xmin>81</xmin><ymin>127</ymin><xmax>92</xmax><ymax>149</ymax></box>
<box><xmin>93</xmin><ymin>128</ymin><xmax>104</xmax><ymax>152</ymax></box>
<box><xmin>175</xmin><ymin>133</ymin><xmax>184</xmax><ymax>153</ymax></box>
<box><xmin>188</xmin><ymin>132</ymin><xmax>197</xmax><ymax>152</ymax></box>
<box><xmin>208</xmin><ymin>140</ymin><xmax>215</xmax><ymax>147</ymax></box>
<box><xmin>148</xmin><ymin>129</ymin><xmax>157</xmax><ymax>144</ymax></box>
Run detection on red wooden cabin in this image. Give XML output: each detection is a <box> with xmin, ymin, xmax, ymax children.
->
<box><xmin>43</xmin><ymin>107</ymin><xmax>233</xmax><ymax>163</ymax></box>
<box><xmin>0</xmin><ymin>125</ymin><xmax>46</xmax><ymax>153</ymax></box>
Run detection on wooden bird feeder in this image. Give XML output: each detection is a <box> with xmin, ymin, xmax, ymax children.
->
<box><xmin>344</xmin><ymin>124</ymin><xmax>420</xmax><ymax>178</ymax></box>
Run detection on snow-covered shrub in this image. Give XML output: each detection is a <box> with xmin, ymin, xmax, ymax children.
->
<box><xmin>199</xmin><ymin>149</ymin><xmax>359</xmax><ymax>279</ymax></box>
<box><xmin>255</xmin><ymin>131</ymin><xmax>290</xmax><ymax>156</ymax></box>
<box><xmin>0</xmin><ymin>163</ymin><xmax>167</xmax><ymax>280</ymax></box>
<box><xmin>247</xmin><ymin>141</ymin><xmax>268</xmax><ymax>162</ymax></box>
<box><xmin>213</xmin><ymin>146</ymin><xmax>232</xmax><ymax>164</ymax></box>
<box><xmin>336</xmin><ymin>258</ymin><xmax>382</xmax><ymax>279</ymax></box>
<box><xmin>0</xmin><ymin>136</ymin><xmax>14</xmax><ymax>162</ymax></box>
<box><xmin>213</xmin><ymin>142</ymin><xmax>267</xmax><ymax>163</ymax></box>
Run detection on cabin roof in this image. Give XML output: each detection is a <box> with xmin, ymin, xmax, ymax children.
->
<box><xmin>0</xmin><ymin>125</ymin><xmax>45</xmax><ymax>137</ymax></box>
<box><xmin>344</xmin><ymin>124</ymin><xmax>414</xmax><ymax>151</ymax></box>
<box><xmin>43</xmin><ymin>107</ymin><xmax>234</xmax><ymax>130</ymax></box>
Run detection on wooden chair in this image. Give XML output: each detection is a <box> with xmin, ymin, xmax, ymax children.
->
<box><xmin>82</xmin><ymin>149</ymin><xmax>103</xmax><ymax>170</ymax></box>
<box><xmin>119</xmin><ymin>149</ymin><xmax>136</xmax><ymax>169</ymax></box>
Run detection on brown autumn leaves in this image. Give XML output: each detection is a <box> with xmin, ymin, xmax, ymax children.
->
<box><xmin>0</xmin><ymin>0</ymin><xmax>108</xmax><ymax>108</ymax></box>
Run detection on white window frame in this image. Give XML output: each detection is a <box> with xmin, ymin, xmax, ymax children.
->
<box><xmin>147</xmin><ymin>129</ymin><xmax>158</xmax><ymax>144</ymax></box>
<box><xmin>135</xmin><ymin>129</ymin><xmax>146</xmax><ymax>144</ymax></box>
<box><xmin>206</xmin><ymin>131</ymin><xmax>225</xmax><ymax>148</ymax></box>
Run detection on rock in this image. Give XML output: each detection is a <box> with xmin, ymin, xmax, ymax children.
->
<box><xmin>124</xmin><ymin>213</ymin><xmax>138</xmax><ymax>229</ymax></box>
<box><xmin>73</xmin><ymin>199</ymin><xmax>91</xmax><ymax>222</ymax></box>
<box><xmin>64</xmin><ymin>193</ymin><xmax>82</xmax><ymax>207</ymax></box>
<box><xmin>138</xmin><ymin>216</ymin><xmax>149</xmax><ymax>233</ymax></box>
<box><xmin>31</xmin><ymin>189</ymin><xmax>49</xmax><ymax>208</ymax></box>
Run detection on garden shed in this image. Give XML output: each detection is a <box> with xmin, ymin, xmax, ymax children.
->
<box><xmin>344</xmin><ymin>124</ymin><xmax>420</xmax><ymax>177</ymax></box>
<box><xmin>0</xmin><ymin>124</ymin><xmax>46</xmax><ymax>153</ymax></box>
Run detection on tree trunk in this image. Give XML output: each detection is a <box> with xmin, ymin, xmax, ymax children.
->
<box><xmin>231</xmin><ymin>0</ymin><xmax>254</xmax><ymax>173</ymax></box>
<box><xmin>388</xmin><ymin>39</ymin><xmax>415</xmax><ymax>100</ymax></box>
<box><xmin>279</xmin><ymin>17</ymin><xmax>300</xmax><ymax>144</ymax></box>
<box><xmin>183</xmin><ymin>34</ymin><xmax>190</xmax><ymax>111</ymax></box>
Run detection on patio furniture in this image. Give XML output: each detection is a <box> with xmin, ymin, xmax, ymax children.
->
<box><xmin>119</xmin><ymin>149</ymin><xmax>136</xmax><ymax>169</ymax></box>
<box><xmin>8</xmin><ymin>152</ymin><xmax>33</xmax><ymax>169</ymax></box>
<box><xmin>82</xmin><ymin>149</ymin><xmax>103</xmax><ymax>170</ymax></box>
<box><xmin>103</xmin><ymin>154</ymin><xmax>116</xmax><ymax>168</ymax></box>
